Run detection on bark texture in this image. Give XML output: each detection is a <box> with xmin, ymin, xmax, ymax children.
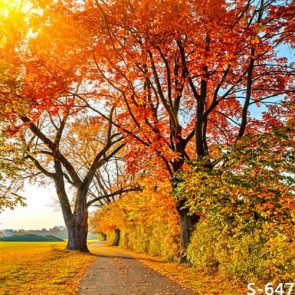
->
<box><xmin>112</xmin><ymin>228</ymin><xmax>121</xmax><ymax>246</ymax></box>
<box><xmin>67</xmin><ymin>222</ymin><xmax>89</xmax><ymax>252</ymax></box>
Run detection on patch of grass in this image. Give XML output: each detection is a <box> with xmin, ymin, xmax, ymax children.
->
<box><xmin>0</xmin><ymin>241</ymin><xmax>95</xmax><ymax>295</ymax></box>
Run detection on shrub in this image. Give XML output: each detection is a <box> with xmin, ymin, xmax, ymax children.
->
<box><xmin>187</xmin><ymin>216</ymin><xmax>224</xmax><ymax>275</ymax></box>
<box><xmin>220</xmin><ymin>224</ymin><xmax>295</xmax><ymax>284</ymax></box>
<box><xmin>187</xmin><ymin>215</ymin><xmax>295</xmax><ymax>284</ymax></box>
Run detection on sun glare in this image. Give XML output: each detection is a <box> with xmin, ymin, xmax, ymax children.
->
<box><xmin>1</xmin><ymin>0</ymin><xmax>24</xmax><ymax>7</ymax></box>
<box><xmin>0</xmin><ymin>0</ymin><xmax>31</xmax><ymax>16</ymax></box>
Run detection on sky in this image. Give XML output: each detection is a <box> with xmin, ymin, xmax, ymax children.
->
<box><xmin>0</xmin><ymin>184</ymin><xmax>65</xmax><ymax>230</ymax></box>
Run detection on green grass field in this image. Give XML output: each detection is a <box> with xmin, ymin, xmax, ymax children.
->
<box><xmin>0</xmin><ymin>241</ymin><xmax>95</xmax><ymax>295</ymax></box>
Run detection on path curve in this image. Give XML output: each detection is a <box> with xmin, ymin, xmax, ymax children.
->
<box><xmin>77</xmin><ymin>243</ymin><xmax>197</xmax><ymax>295</ymax></box>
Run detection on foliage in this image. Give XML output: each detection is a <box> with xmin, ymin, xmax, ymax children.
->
<box><xmin>176</xmin><ymin>128</ymin><xmax>295</xmax><ymax>283</ymax></box>
<box><xmin>90</xmin><ymin>0</ymin><xmax>294</xmax><ymax>163</ymax></box>
<box><xmin>0</xmin><ymin>241</ymin><xmax>95</xmax><ymax>294</ymax></box>
<box><xmin>187</xmin><ymin>217</ymin><xmax>223</xmax><ymax>275</ymax></box>
<box><xmin>0</xmin><ymin>234</ymin><xmax>64</xmax><ymax>242</ymax></box>
<box><xmin>174</xmin><ymin>128</ymin><xmax>295</xmax><ymax>228</ymax></box>
<box><xmin>84</xmin><ymin>0</ymin><xmax>294</xmax><ymax>253</ymax></box>
<box><xmin>0</xmin><ymin>187</ymin><xmax>26</xmax><ymax>213</ymax></box>
<box><xmin>187</xmin><ymin>215</ymin><xmax>295</xmax><ymax>284</ymax></box>
<box><xmin>0</xmin><ymin>127</ymin><xmax>27</xmax><ymax>212</ymax></box>
<box><xmin>90</xmin><ymin>178</ymin><xmax>181</xmax><ymax>261</ymax></box>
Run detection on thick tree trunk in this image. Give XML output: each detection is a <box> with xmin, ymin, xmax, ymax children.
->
<box><xmin>176</xmin><ymin>200</ymin><xmax>200</xmax><ymax>263</ymax></box>
<box><xmin>64</xmin><ymin>188</ymin><xmax>89</xmax><ymax>252</ymax></box>
<box><xmin>112</xmin><ymin>228</ymin><xmax>121</xmax><ymax>246</ymax></box>
<box><xmin>66</xmin><ymin>221</ymin><xmax>89</xmax><ymax>252</ymax></box>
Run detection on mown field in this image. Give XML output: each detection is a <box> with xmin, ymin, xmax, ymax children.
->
<box><xmin>0</xmin><ymin>241</ymin><xmax>95</xmax><ymax>295</ymax></box>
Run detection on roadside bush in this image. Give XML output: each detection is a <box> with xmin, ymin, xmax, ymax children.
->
<box><xmin>187</xmin><ymin>215</ymin><xmax>295</xmax><ymax>284</ymax></box>
<box><xmin>220</xmin><ymin>224</ymin><xmax>295</xmax><ymax>284</ymax></box>
<box><xmin>187</xmin><ymin>216</ymin><xmax>225</xmax><ymax>275</ymax></box>
<box><xmin>120</xmin><ymin>219</ymin><xmax>180</xmax><ymax>261</ymax></box>
<box><xmin>90</xmin><ymin>179</ymin><xmax>180</xmax><ymax>261</ymax></box>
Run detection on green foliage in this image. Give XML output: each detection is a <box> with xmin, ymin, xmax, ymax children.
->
<box><xmin>187</xmin><ymin>216</ymin><xmax>295</xmax><ymax>284</ymax></box>
<box><xmin>223</xmin><ymin>226</ymin><xmax>295</xmax><ymax>283</ymax></box>
<box><xmin>0</xmin><ymin>234</ymin><xmax>64</xmax><ymax>242</ymax></box>
<box><xmin>187</xmin><ymin>217</ymin><xmax>223</xmax><ymax>275</ymax></box>
<box><xmin>177</xmin><ymin>129</ymin><xmax>295</xmax><ymax>283</ymax></box>
<box><xmin>0</xmin><ymin>191</ymin><xmax>26</xmax><ymax>213</ymax></box>
<box><xmin>174</xmin><ymin>129</ymin><xmax>294</xmax><ymax>229</ymax></box>
<box><xmin>0</xmin><ymin>127</ymin><xmax>28</xmax><ymax>212</ymax></box>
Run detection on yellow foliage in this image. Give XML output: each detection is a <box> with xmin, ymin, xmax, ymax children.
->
<box><xmin>90</xmin><ymin>178</ymin><xmax>181</xmax><ymax>261</ymax></box>
<box><xmin>187</xmin><ymin>216</ymin><xmax>295</xmax><ymax>285</ymax></box>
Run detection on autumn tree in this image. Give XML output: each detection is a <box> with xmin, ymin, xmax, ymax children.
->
<box><xmin>0</xmin><ymin>2</ymin><xmax>133</xmax><ymax>251</ymax></box>
<box><xmin>77</xmin><ymin>0</ymin><xmax>295</xmax><ymax>257</ymax></box>
<box><xmin>0</xmin><ymin>128</ymin><xmax>27</xmax><ymax>212</ymax></box>
<box><xmin>0</xmin><ymin>0</ymin><xmax>31</xmax><ymax>211</ymax></box>
<box><xmin>2</xmin><ymin>0</ymin><xmax>294</xmax><ymax>257</ymax></box>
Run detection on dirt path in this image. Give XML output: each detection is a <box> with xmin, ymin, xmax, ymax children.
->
<box><xmin>77</xmin><ymin>243</ymin><xmax>197</xmax><ymax>295</ymax></box>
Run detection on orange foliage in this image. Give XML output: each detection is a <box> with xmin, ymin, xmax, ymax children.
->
<box><xmin>90</xmin><ymin>176</ymin><xmax>181</xmax><ymax>260</ymax></box>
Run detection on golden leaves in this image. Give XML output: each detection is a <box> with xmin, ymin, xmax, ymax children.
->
<box><xmin>0</xmin><ymin>241</ymin><xmax>94</xmax><ymax>294</ymax></box>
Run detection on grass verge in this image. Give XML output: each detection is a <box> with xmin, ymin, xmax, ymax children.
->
<box><xmin>0</xmin><ymin>241</ymin><xmax>95</xmax><ymax>295</ymax></box>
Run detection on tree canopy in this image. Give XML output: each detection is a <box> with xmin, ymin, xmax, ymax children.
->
<box><xmin>0</xmin><ymin>0</ymin><xmax>294</xmax><ymax>259</ymax></box>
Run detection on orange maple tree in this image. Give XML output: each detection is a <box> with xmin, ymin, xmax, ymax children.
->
<box><xmin>79</xmin><ymin>0</ymin><xmax>294</xmax><ymax>256</ymax></box>
<box><xmin>1</xmin><ymin>0</ymin><xmax>294</xmax><ymax>256</ymax></box>
<box><xmin>0</xmin><ymin>2</ymin><xmax>133</xmax><ymax>251</ymax></box>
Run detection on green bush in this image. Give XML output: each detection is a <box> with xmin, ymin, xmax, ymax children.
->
<box><xmin>187</xmin><ymin>216</ymin><xmax>295</xmax><ymax>284</ymax></box>
<box><xmin>220</xmin><ymin>225</ymin><xmax>295</xmax><ymax>284</ymax></box>
<box><xmin>187</xmin><ymin>216</ymin><xmax>224</xmax><ymax>275</ymax></box>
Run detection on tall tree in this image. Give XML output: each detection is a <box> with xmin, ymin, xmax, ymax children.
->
<box><xmin>0</xmin><ymin>2</ymin><xmax>128</xmax><ymax>251</ymax></box>
<box><xmin>81</xmin><ymin>0</ymin><xmax>294</xmax><ymax>257</ymax></box>
<box><xmin>0</xmin><ymin>0</ymin><xmax>32</xmax><ymax>212</ymax></box>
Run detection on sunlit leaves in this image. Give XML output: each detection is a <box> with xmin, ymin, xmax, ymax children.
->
<box><xmin>174</xmin><ymin>128</ymin><xmax>294</xmax><ymax>229</ymax></box>
<box><xmin>0</xmin><ymin>125</ymin><xmax>28</xmax><ymax>211</ymax></box>
<box><xmin>90</xmin><ymin>176</ymin><xmax>181</xmax><ymax>259</ymax></box>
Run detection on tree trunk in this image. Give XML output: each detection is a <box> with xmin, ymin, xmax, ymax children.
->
<box><xmin>65</xmin><ymin>188</ymin><xmax>89</xmax><ymax>252</ymax></box>
<box><xmin>66</xmin><ymin>221</ymin><xmax>89</xmax><ymax>252</ymax></box>
<box><xmin>112</xmin><ymin>228</ymin><xmax>121</xmax><ymax>246</ymax></box>
<box><xmin>171</xmin><ymin>164</ymin><xmax>200</xmax><ymax>262</ymax></box>
<box><xmin>176</xmin><ymin>200</ymin><xmax>200</xmax><ymax>263</ymax></box>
